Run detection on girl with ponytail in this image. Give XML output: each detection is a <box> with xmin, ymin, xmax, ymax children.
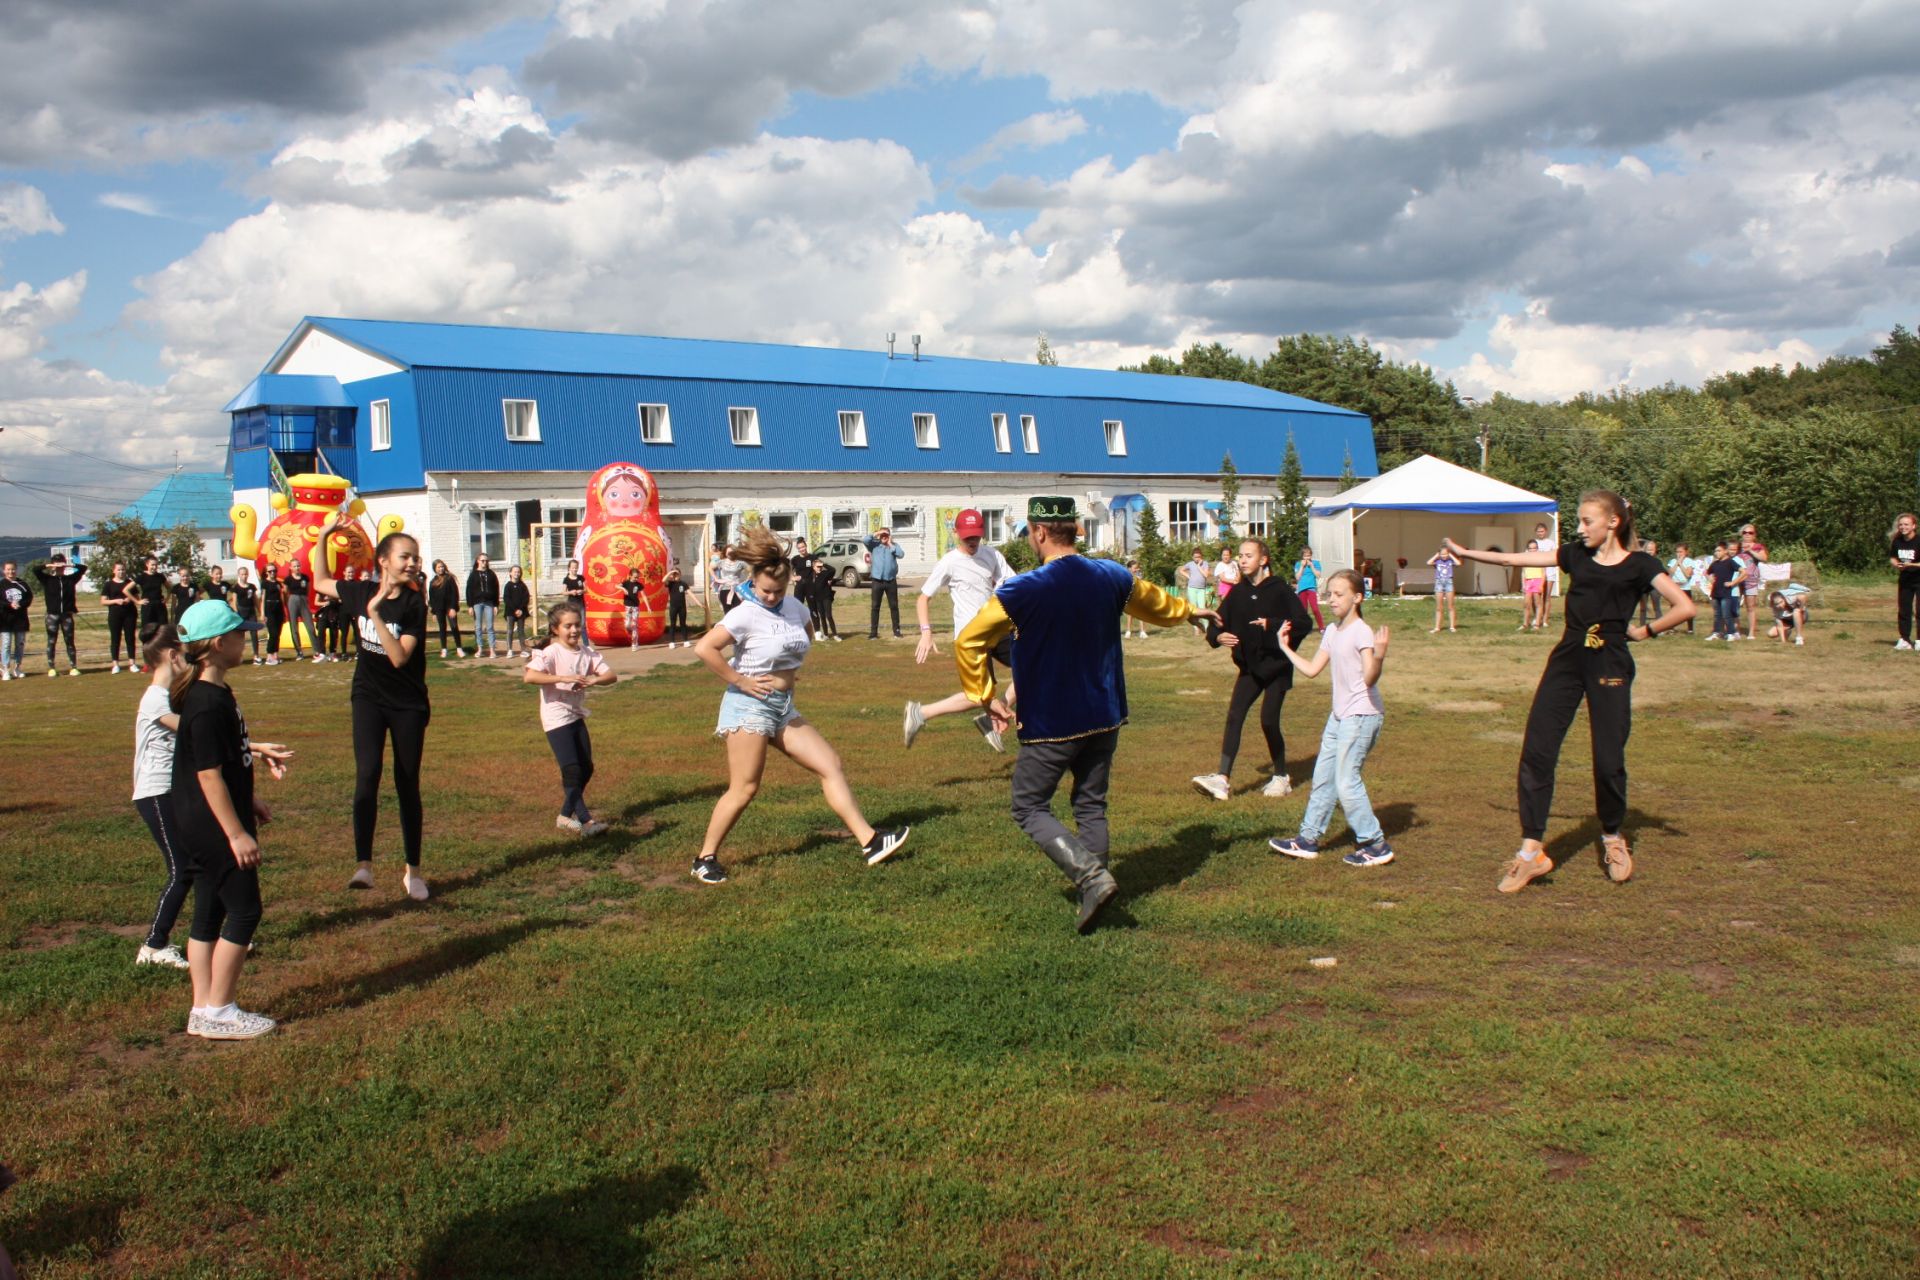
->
<box><xmin>1444</xmin><ymin>490</ymin><xmax>1694</xmax><ymax>894</ymax></box>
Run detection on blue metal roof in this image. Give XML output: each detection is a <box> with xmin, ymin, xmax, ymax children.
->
<box><xmin>224</xmin><ymin>374</ymin><xmax>356</xmax><ymax>413</ymax></box>
<box><xmin>298</xmin><ymin>317</ymin><xmax>1361</xmax><ymax>417</ymax></box>
<box><xmin>117</xmin><ymin>472</ymin><xmax>235</xmax><ymax>530</ymax></box>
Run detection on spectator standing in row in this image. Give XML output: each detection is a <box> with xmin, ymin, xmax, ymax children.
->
<box><xmin>102</xmin><ymin>562</ymin><xmax>140</xmax><ymax>674</ymax></box>
<box><xmin>709</xmin><ymin>545</ymin><xmax>745</xmax><ymax>612</ymax></box>
<box><xmin>1179</xmin><ymin>549</ymin><xmax>1211</xmax><ymax>611</ymax></box>
<box><xmin>1891</xmin><ymin>512</ymin><xmax>1920</xmax><ymax>650</ymax></box>
<box><xmin>809</xmin><ymin>554</ymin><xmax>841</xmax><ymax>641</ymax></box>
<box><xmin>427</xmin><ymin>559</ymin><xmax>463</xmax><ymax>657</ymax></box>
<box><xmin>503</xmin><ymin>565</ymin><xmax>532</xmax><ymax>658</ymax></box>
<box><xmin>283</xmin><ymin>561</ymin><xmax>316</xmax><ymax>659</ymax></box>
<box><xmin>466</xmin><ymin>554</ymin><xmax>501</xmax><ymax>659</ymax></box>
<box><xmin>169</xmin><ymin>568</ymin><xmax>199</xmax><ymax>626</ymax></box>
<box><xmin>232</xmin><ymin>567</ymin><xmax>262</xmax><ymax>664</ymax></box>
<box><xmin>135</xmin><ymin>557</ymin><xmax>168</xmax><ymax>631</ymax></box>
<box><xmin>1704</xmin><ymin>542</ymin><xmax>1743</xmax><ymax>640</ymax></box>
<box><xmin>1293</xmin><ymin>546</ymin><xmax>1324</xmax><ymax>629</ymax></box>
<box><xmin>561</xmin><ymin>559</ymin><xmax>586</xmax><ymax>610</ymax></box>
<box><xmin>664</xmin><ymin>566</ymin><xmax>691</xmax><ymax>648</ymax></box>
<box><xmin>865</xmin><ymin>527</ymin><xmax>905</xmax><ymax>638</ymax></box>
<box><xmin>33</xmin><ymin>554</ymin><xmax>84</xmax><ymax>677</ymax></box>
<box><xmin>0</xmin><ymin>563</ymin><xmax>30</xmax><ymax>680</ymax></box>
<box><xmin>1666</xmin><ymin>543</ymin><xmax>1702</xmax><ymax>635</ymax></box>
<box><xmin>1635</xmin><ymin>540</ymin><xmax>1664</xmax><ymax>631</ymax></box>
<box><xmin>1737</xmin><ymin>524</ymin><xmax>1768</xmax><ymax>640</ymax></box>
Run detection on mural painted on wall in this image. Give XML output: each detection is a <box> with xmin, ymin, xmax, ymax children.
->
<box><xmin>868</xmin><ymin>507</ymin><xmax>884</xmax><ymax>534</ymax></box>
<box><xmin>935</xmin><ymin>507</ymin><xmax>961</xmax><ymax>557</ymax></box>
<box><xmin>807</xmin><ymin>509</ymin><xmax>824</xmax><ymax>549</ymax></box>
<box><xmin>576</xmin><ymin>462</ymin><xmax>670</xmax><ymax>646</ymax></box>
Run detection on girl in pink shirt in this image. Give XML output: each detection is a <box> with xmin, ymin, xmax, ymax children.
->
<box><xmin>523</xmin><ymin>602</ymin><xmax>618</xmax><ymax>835</ymax></box>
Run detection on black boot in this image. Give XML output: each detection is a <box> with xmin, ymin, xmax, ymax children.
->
<box><xmin>1040</xmin><ymin>834</ymin><xmax>1118</xmax><ymax>934</ymax></box>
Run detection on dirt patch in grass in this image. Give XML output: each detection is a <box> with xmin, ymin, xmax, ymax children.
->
<box><xmin>1143</xmin><ymin>1221</ymin><xmax>1232</xmax><ymax>1259</ymax></box>
<box><xmin>88</xmin><ymin>1035</ymin><xmax>183</xmax><ymax>1073</ymax></box>
<box><xmin>1399</xmin><ymin>1226</ymin><xmax>1484</xmax><ymax>1258</ymax></box>
<box><xmin>1542</xmin><ymin>1147</ymin><xmax>1594</xmax><ymax>1180</ymax></box>
<box><xmin>1209</xmin><ymin>1084</ymin><xmax>1319</xmax><ymax>1119</ymax></box>
<box><xmin>1433</xmin><ymin>699</ymin><xmax>1502</xmax><ymax>713</ymax></box>
<box><xmin>17</xmin><ymin>921</ymin><xmax>145</xmax><ymax>950</ymax></box>
<box><xmin>1684</xmin><ymin>961</ymin><xmax>1737</xmax><ymax>991</ymax></box>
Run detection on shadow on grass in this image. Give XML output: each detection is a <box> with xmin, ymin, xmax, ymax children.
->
<box><xmin>4</xmin><ymin>1194</ymin><xmax>126</xmax><ymax>1269</ymax></box>
<box><xmin>415</xmin><ymin>1164</ymin><xmax>703</xmax><ymax>1279</ymax></box>
<box><xmin>732</xmin><ymin>803</ymin><xmax>958</xmax><ymax>867</ymax></box>
<box><xmin>271</xmin><ymin>918</ymin><xmax>579</xmax><ymax>1022</ymax></box>
<box><xmin>1539</xmin><ymin>807</ymin><xmax>1687</xmax><ymax>874</ymax></box>
<box><xmin>1115</xmin><ymin>822</ymin><xmax>1221</xmax><ymax>907</ymax></box>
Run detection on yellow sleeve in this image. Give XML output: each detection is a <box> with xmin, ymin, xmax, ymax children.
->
<box><xmin>1124</xmin><ymin>576</ymin><xmax>1194</xmax><ymax>628</ymax></box>
<box><xmin>954</xmin><ymin>595</ymin><xmax>1015</xmax><ymax>704</ymax></box>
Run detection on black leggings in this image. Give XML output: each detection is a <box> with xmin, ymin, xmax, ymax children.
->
<box><xmin>1218</xmin><ymin>669</ymin><xmax>1290</xmax><ymax>777</ymax></box>
<box><xmin>666</xmin><ymin>597</ymin><xmax>689</xmax><ymax>644</ymax></box>
<box><xmin>188</xmin><ymin>846</ymin><xmax>263</xmax><ymax>947</ymax></box>
<box><xmin>546</xmin><ymin>720</ymin><xmax>595</xmax><ymax>821</ymax></box>
<box><xmin>352</xmin><ymin>699</ymin><xmax>429</xmax><ymax>865</ymax></box>
<box><xmin>1517</xmin><ymin>634</ymin><xmax>1635</xmax><ymax>842</ymax></box>
<box><xmin>435</xmin><ymin>610</ymin><xmax>463</xmax><ymax>650</ymax></box>
<box><xmin>1900</xmin><ymin>574</ymin><xmax>1920</xmax><ymax>643</ymax></box>
<box><xmin>134</xmin><ymin>795</ymin><xmax>190</xmax><ymax>949</ymax></box>
<box><xmin>815</xmin><ymin>596</ymin><xmax>838</xmax><ymax>637</ymax></box>
<box><xmin>108</xmin><ymin>604</ymin><xmax>139</xmax><ymax>662</ymax></box>
<box><xmin>264</xmin><ymin>609</ymin><xmax>285</xmax><ymax>656</ymax></box>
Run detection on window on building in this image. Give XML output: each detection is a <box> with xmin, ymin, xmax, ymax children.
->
<box><xmin>1103</xmin><ymin>419</ymin><xmax>1126</xmax><ymax>456</ymax></box>
<box><xmin>982</xmin><ymin>508</ymin><xmax>1007</xmax><ymax>542</ymax></box>
<box><xmin>638</xmin><ymin>403</ymin><xmax>672</xmax><ymax>444</ymax></box>
<box><xmin>469</xmin><ymin>508</ymin><xmax>507</xmax><ymax>562</ymax></box>
<box><xmin>767</xmin><ymin>512</ymin><xmax>800</xmax><ymax>537</ymax></box>
<box><xmin>991</xmin><ymin>413</ymin><xmax>1011</xmax><ymax>453</ymax></box>
<box><xmin>502</xmin><ymin>399</ymin><xmax>540</xmax><ymax>442</ymax></box>
<box><xmin>369</xmin><ymin>400</ymin><xmax>392</xmax><ymax>451</ymax></box>
<box><xmin>546</xmin><ymin>504</ymin><xmax>584</xmax><ymax>564</ymax></box>
<box><xmin>218</xmin><ymin>539</ymin><xmax>235</xmax><ymax>560</ymax></box>
<box><xmin>1020</xmin><ymin>414</ymin><xmax>1039</xmax><ymax>453</ymax></box>
<box><xmin>713</xmin><ymin>513</ymin><xmax>733</xmax><ymax>548</ymax></box>
<box><xmin>838</xmin><ymin>411</ymin><xmax>867</xmax><ymax>447</ymax></box>
<box><xmin>1167</xmin><ymin>500</ymin><xmax>1205</xmax><ymax>542</ymax></box>
<box><xmin>830</xmin><ymin>510</ymin><xmax>861</xmax><ymax>535</ymax></box>
<box><xmin>913</xmin><ymin>412</ymin><xmax>939</xmax><ymax>449</ymax></box>
<box><xmin>316</xmin><ymin>407</ymin><xmax>355</xmax><ymax>450</ymax></box>
<box><xmin>888</xmin><ymin>507</ymin><xmax>920</xmax><ymax>533</ymax></box>
<box><xmin>1243</xmin><ymin>498</ymin><xmax>1273</xmax><ymax>538</ymax></box>
<box><xmin>728</xmin><ymin>406</ymin><xmax>760</xmax><ymax>446</ymax></box>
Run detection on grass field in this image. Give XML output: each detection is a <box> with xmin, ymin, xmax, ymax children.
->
<box><xmin>4</xmin><ymin>585</ymin><xmax>1918</xmax><ymax>1278</ymax></box>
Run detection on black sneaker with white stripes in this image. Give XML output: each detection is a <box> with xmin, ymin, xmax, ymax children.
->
<box><xmin>862</xmin><ymin>826</ymin><xmax>911</xmax><ymax>866</ymax></box>
<box><xmin>690</xmin><ymin>855</ymin><xmax>727</xmax><ymax>884</ymax></box>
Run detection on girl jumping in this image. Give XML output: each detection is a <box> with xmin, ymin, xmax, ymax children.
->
<box><xmin>524</xmin><ymin>601</ymin><xmax>617</xmax><ymax>835</ymax></box>
<box><xmin>689</xmin><ymin>526</ymin><xmax>908</xmax><ymax>884</ymax></box>
<box><xmin>1443</xmin><ymin>491</ymin><xmax>1695</xmax><ymax>893</ymax></box>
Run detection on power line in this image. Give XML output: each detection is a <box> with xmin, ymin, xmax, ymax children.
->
<box><xmin>0</xmin><ymin>425</ymin><xmax>193</xmax><ymax>475</ymax></box>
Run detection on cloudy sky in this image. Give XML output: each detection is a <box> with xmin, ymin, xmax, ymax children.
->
<box><xmin>1</xmin><ymin>0</ymin><xmax>1917</xmax><ymax>534</ymax></box>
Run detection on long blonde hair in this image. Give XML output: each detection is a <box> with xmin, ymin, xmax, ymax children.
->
<box><xmin>734</xmin><ymin>525</ymin><xmax>792</xmax><ymax>586</ymax></box>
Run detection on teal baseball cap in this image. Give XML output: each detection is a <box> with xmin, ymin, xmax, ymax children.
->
<box><xmin>178</xmin><ymin>599</ymin><xmax>261</xmax><ymax>642</ymax></box>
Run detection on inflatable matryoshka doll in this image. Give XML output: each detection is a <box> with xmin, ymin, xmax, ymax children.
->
<box><xmin>577</xmin><ymin>462</ymin><xmax>669</xmax><ymax>646</ymax></box>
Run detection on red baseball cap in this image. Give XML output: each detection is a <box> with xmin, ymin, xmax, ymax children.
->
<box><xmin>953</xmin><ymin>509</ymin><xmax>985</xmax><ymax>537</ymax></box>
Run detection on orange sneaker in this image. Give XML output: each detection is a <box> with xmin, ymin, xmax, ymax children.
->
<box><xmin>1498</xmin><ymin>851</ymin><xmax>1552</xmax><ymax>893</ymax></box>
<box><xmin>1601</xmin><ymin>834</ymin><xmax>1633</xmax><ymax>883</ymax></box>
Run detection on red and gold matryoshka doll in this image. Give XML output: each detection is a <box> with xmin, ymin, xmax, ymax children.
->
<box><xmin>577</xmin><ymin>462</ymin><xmax>669</xmax><ymax>646</ymax></box>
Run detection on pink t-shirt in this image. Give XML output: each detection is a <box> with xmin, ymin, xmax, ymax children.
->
<box><xmin>526</xmin><ymin>642</ymin><xmax>611</xmax><ymax>730</ymax></box>
<box><xmin>1323</xmin><ymin>616</ymin><xmax>1384</xmax><ymax>719</ymax></box>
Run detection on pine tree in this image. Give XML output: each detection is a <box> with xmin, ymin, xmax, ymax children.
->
<box><xmin>1134</xmin><ymin>500</ymin><xmax>1172</xmax><ymax>585</ymax></box>
<box><xmin>1338</xmin><ymin>445</ymin><xmax>1358</xmax><ymax>490</ymax></box>
<box><xmin>1035</xmin><ymin>333</ymin><xmax>1059</xmax><ymax>366</ymax></box>
<box><xmin>1275</xmin><ymin>432</ymin><xmax>1311</xmax><ymax>568</ymax></box>
<box><xmin>1217</xmin><ymin>452</ymin><xmax>1240</xmax><ymax>542</ymax></box>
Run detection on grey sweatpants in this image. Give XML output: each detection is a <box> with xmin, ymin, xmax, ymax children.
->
<box><xmin>1009</xmin><ymin>729</ymin><xmax>1118</xmax><ymax>858</ymax></box>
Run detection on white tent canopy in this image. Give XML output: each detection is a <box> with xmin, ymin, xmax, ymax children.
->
<box><xmin>1308</xmin><ymin>454</ymin><xmax>1559</xmax><ymax>596</ymax></box>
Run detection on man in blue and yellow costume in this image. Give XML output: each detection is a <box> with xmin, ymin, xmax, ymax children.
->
<box><xmin>956</xmin><ymin>496</ymin><xmax>1214</xmax><ymax>932</ymax></box>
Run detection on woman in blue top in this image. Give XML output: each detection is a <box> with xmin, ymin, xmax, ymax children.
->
<box><xmin>1293</xmin><ymin>547</ymin><xmax>1324</xmax><ymax>629</ymax></box>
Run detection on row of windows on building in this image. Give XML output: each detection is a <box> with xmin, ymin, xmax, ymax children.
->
<box><xmin>367</xmin><ymin>398</ymin><xmax>1129</xmax><ymax>457</ymax></box>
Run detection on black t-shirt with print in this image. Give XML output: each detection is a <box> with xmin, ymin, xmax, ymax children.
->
<box><xmin>205</xmin><ymin>580</ymin><xmax>231</xmax><ymax>604</ymax></box>
<box><xmin>169</xmin><ymin>583</ymin><xmax>197</xmax><ymax>618</ymax></box>
<box><xmin>347</xmin><ymin>583</ymin><xmax>429</xmax><ymax>712</ymax></box>
<box><xmin>562</xmin><ymin>574</ymin><xmax>586</xmax><ymax>599</ymax></box>
<box><xmin>135</xmin><ymin>572</ymin><xmax>167</xmax><ymax>613</ymax></box>
<box><xmin>0</xmin><ymin>576</ymin><xmax>31</xmax><ymax>629</ymax></box>
<box><xmin>231</xmin><ymin>583</ymin><xmax>259</xmax><ymax>618</ymax></box>
<box><xmin>620</xmin><ymin>580</ymin><xmax>642</xmax><ymax>608</ymax></box>
<box><xmin>263</xmin><ymin>579</ymin><xmax>287</xmax><ymax>616</ymax></box>
<box><xmin>284</xmin><ymin>575</ymin><xmax>310</xmax><ymax>603</ymax></box>
<box><xmin>665</xmin><ymin>578</ymin><xmax>687</xmax><ymax>605</ymax></box>
<box><xmin>102</xmin><ymin>578</ymin><xmax>132</xmax><ymax>607</ymax></box>
<box><xmin>1558</xmin><ymin>541</ymin><xmax>1662</xmax><ymax>632</ymax></box>
<box><xmin>1893</xmin><ymin>534</ymin><xmax>1920</xmax><ymax>576</ymax></box>
<box><xmin>170</xmin><ymin>680</ymin><xmax>256</xmax><ymax>856</ymax></box>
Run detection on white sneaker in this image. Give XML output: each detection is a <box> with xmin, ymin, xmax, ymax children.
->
<box><xmin>0</xmin><ymin>671</ymin><xmax>9</xmax><ymax>681</ymax></box>
<box><xmin>1898</xmin><ymin>639</ymin><xmax>1914</xmax><ymax>651</ymax></box>
<box><xmin>402</xmin><ymin>868</ymin><xmax>430</xmax><ymax>901</ymax></box>
<box><xmin>348</xmin><ymin>864</ymin><xmax>375</xmax><ymax>889</ymax></box>
<box><xmin>47</xmin><ymin>669</ymin><xmax>57</xmax><ymax>677</ymax></box>
<box><xmin>69</xmin><ymin>668</ymin><xmax>80</xmax><ymax>677</ymax></box>
<box><xmin>112</xmin><ymin>663</ymin><xmax>121</xmax><ymax>674</ymax></box>
<box><xmin>1261</xmin><ymin>774</ymin><xmax>1293</xmax><ymax>798</ymax></box>
<box><xmin>556</xmin><ymin>814</ymin><xmax>583</xmax><ymax>833</ymax></box>
<box><xmin>580</xmin><ymin>819</ymin><xmax>609</xmax><ymax>837</ymax></box>
<box><xmin>135</xmin><ymin>943</ymin><xmax>189</xmax><ymax>968</ymax></box>
<box><xmin>971</xmin><ymin>711</ymin><xmax>1005</xmax><ymax>753</ymax></box>
<box><xmin>1794</xmin><ymin>636</ymin><xmax>1804</xmax><ymax>646</ymax></box>
<box><xmin>1191</xmin><ymin>773</ymin><xmax>1231</xmax><ymax>801</ymax></box>
<box><xmin>189</xmin><ymin>1008</ymin><xmax>276</xmax><ymax>1040</ymax></box>
<box><xmin>903</xmin><ymin>701</ymin><xmax>927</xmax><ymax>748</ymax></box>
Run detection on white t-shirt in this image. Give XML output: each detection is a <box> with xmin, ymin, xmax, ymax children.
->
<box><xmin>920</xmin><ymin>545</ymin><xmax>1014</xmax><ymax>635</ymax></box>
<box><xmin>132</xmin><ymin>684</ymin><xmax>175</xmax><ymax>800</ymax></box>
<box><xmin>721</xmin><ymin>597</ymin><xmax>812</xmax><ymax>675</ymax></box>
<box><xmin>711</xmin><ymin>557</ymin><xmax>747</xmax><ymax>590</ymax></box>
<box><xmin>1215</xmin><ymin>561</ymin><xmax>1241</xmax><ymax>586</ymax></box>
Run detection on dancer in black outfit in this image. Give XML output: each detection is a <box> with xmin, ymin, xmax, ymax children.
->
<box><xmin>1891</xmin><ymin>513</ymin><xmax>1920</xmax><ymax>649</ymax></box>
<box><xmin>1444</xmin><ymin>490</ymin><xmax>1694</xmax><ymax>894</ymax></box>
<box><xmin>427</xmin><ymin>559</ymin><xmax>463</xmax><ymax>657</ymax></box>
<box><xmin>313</xmin><ymin>515</ymin><xmax>432</xmax><ymax>901</ymax></box>
<box><xmin>1189</xmin><ymin>539</ymin><xmax>1315</xmax><ymax>801</ymax></box>
<box><xmin>664</xmin><ymin>567</ymin><xmax>690</xmax><ymax>647</ymax></box>
<box><xmin>102</xmin><ymin>563</ymin><xmax>140</xmax><ymax>673</ymax></box>
<box><xmin>231</xmin><ymin>568</ymin><xmax>262</xmax><ymax>664</ymax></box>
<box><xmin>262</xmin><ymin>566</ymin><xmax>287</xmax><ymax>665</ymax></box>
<box><xmin>135</xmin><ymin>558</ymin><xmax>168</xmax><ymax>631</ymax></box>
<box><xmin>810</xmin><ymin>554</ymin><xmax>839</xmax><ymax>639</ymax></box>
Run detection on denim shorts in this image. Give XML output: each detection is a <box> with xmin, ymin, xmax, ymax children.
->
<box><xmin>715</xmin><ymin>685</ymin><xmax>802</xmax><ymax>737</ymax></box>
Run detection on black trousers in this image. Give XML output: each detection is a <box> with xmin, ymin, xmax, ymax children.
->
<box><xmin>108</xmin><ymin>604</ymin><xmax>139</xmax><ymax>662</ymax></box>
<box><xmin>1900</xmin><ymin>574</ymin><xmax>1920</xmax><ymax>642</ymax></box>
<box><xmin>1219</xmin><ymin>669</ymin><xmax>1290</xmax><ymax>776</ymax></box>
<box><xmin>868</xmin><ymin>580</ymin><xmax>900</xmax><ymax>635</ymax></box>
<box><xmin>264</xmin><ymin>609</ymin><xmax>285</xmax><ymax>655</ymax></box>
<box><xmin>546</xmin><ymin>720</ymin><xmax>595</xmax><ymax>821</ymax></box>
<box><xmin>665</xmin><ymin>596</ymin><xmax>689</xmax><ymax>643</ymax></box>
<box><xmin>139</xmin><ymin>601</ymin><xmax>167</xmax><ymax>631</ymax></box>
<box><xmin>1010</xmin><ymin>729</ymin><xmax>1119</xmax><ymax>857</ymax></box>
<box><xmin>188</xmin><ymin>846</ymin><xmax>263</xmax><ymax>947</ymax></box>
<box><xmin>1517</xmin><ymin>635</ymin><xmax>1635</xmax><ymax>842</ymax></box>
<box><xmin>135</xmin><ymin>795</ymin><xmax>190</xmax><ymax>949</ymax></box>
<box><xmin>352</xmin><ymin>698</ymin><xmax>429</xmax><ymax>865</ymax></box>
<box><xmin>45</xmin><ymin>612</ymin><xmax>75</xmax><ymax>667</ymax></box>
<box><xmin>435</xmin><ymin>610</ymin><xmax>463</xmax><ymax>650</ymax></box>
<box><xmin>815</xmin><ymin>596</ymin><xmax>838</xmax><ymax>637</ymax></box>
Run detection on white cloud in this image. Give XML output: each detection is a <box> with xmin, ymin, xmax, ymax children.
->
<box><xmin>0</xmin><ymin>182</ymin><xmax>63</xmax><ymax>237</ymax></box>
<box><xmin>955</xmin><ymin>109</ymin><xmax>1087</xmax><ymax>172</ymax></box>
<box><xmin>98</xmin><ymin>191</ymin><xmax>163</xmax><ymax>217</ymax></box>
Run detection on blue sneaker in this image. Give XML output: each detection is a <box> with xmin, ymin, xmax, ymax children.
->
<box><xmin>1343</xmin><ymin>838</ymin><xmax>1394</xmax><ymax>868</ymax></box>
<box><xmin>1268</xmin><ymin>834</ymin><xmax>1319</xmax><ymax>860</ymax></box>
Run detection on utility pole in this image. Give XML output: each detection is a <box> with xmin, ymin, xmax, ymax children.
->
<box><xmin>1462</xmin><ymin>396</ymin><xmax>1487</xmax><ymax>471</ymax></box>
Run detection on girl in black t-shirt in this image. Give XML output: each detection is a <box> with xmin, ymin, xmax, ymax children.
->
<box><xmin>562</xmin><ymin>560</ymin><xmax>586</xmax><ymax>608</ymax></box>
<box><xmin>810</xmin><ymin>555</ymin><xmax>840</xmax><ymax>640</ymax></box>
<box><xmin>232</xmin><ymin>569</ymin><xmax>262</xmax><ymax>664</ymax></box>
<box><xmin>427</xmin><ymin>559</ymin><xmax>464</xmax><ymax>657</ymax></box>
<box><xmin>169</xmin><ymin>600</ymin><xmax>292</xmax><ymax>1040</ymax></box>
<box><xmin>503</xmin><ymin>566</ymin><xmax>533</xmax><ymax>657</ymax></box>
<box><xmin>619</xmin><ymin>568</ymin><xmax>643</xmax><ymax>649</ymax></box>
<box><xmin>1445</xmin><ymin>490</ymin><xmax>1694</xmax><ymax>894</ymax></box>
<box><xmin>1891</xmin><ymin>512</ymin><xmax>1920</xmax><ymax>649</ymax></box>
<box><xmin>261</xmin><ymin>566</ymin><xmax>287</xmax><ymax>665</ymax></box>
<box><xmin>664</xmin><ymin>567</ymin><xmax>690</xmax><ymax>647</ymax></box>
<box><xmin>312</xmin><ymin>516</ymin><xmax>432</xmax><ymax>901</ymax></box>
<box><xmin>102</xmin><ymin>562</ymin><xmax>139</xmax><ymax>673</ymax></box>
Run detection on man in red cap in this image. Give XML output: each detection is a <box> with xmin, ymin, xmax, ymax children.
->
<box><xmin>904</xmin><ymin>508</ymin><xmax>1016</xmax><ymax>752</ymax></box>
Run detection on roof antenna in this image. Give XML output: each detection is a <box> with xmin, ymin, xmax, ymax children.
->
<box><xmin>886</xmin><ymin>333</ymin><xmax>896</xmax><ymax>360</ymax></box>
<box><xmin>912</xmin><ymin>334</ymin><xmax>922</xmax><ymax>362</ymax></box>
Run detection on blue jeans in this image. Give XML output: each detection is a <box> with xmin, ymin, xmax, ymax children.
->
<box><xmin>1713</xmin><ymin>595</ymin><xmax>1740</xmax><ymax>636</ymax></box>
<box><xmin>1297</xmin><ymin>712</ymin><xmax>1384</xmax><ymax>845</ymax></box>
<box><xmin>1</xmin><ymin>628</ymin><xmax>24</xmax><ymax>670</ymax></box>
<box><xmin>473</xmin><ymin>603</ymin><xmax>497</xmax><ymax>650</ymax></box>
